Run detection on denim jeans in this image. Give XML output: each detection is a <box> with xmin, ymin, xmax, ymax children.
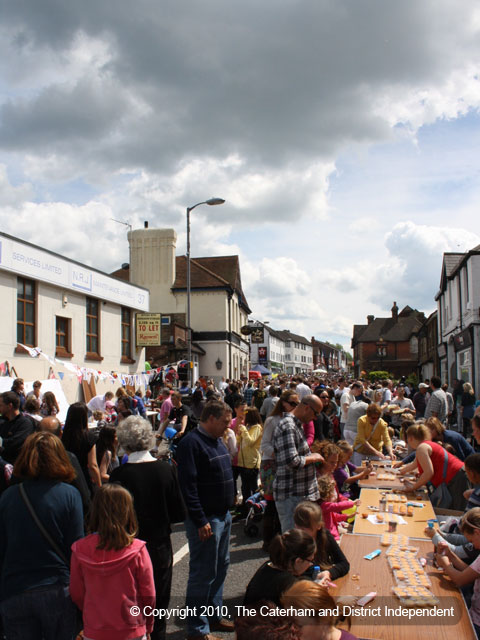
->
<box><xmin>275</xmin><ymin>495</ymin><xmax>306</xmax><ymax>532</ymax></box>
<box><xmin>0</xmin><ymin>583</ymin><xmax>77</xmax><ymax>640</ymax></box>
<box><xmin>184</xmin><ymin>511</ymin><xmax>231</xmax><ymax>636</ymax></box>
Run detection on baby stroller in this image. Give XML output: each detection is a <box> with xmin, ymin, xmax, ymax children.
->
<box><xmin>156</xmin><ymin>426</ymin><xmax>179</xmax><ymax>465</ymax></box>
<box><xmin>244</xmin><ymin>491</ymin><xmax>267</xmax><ymax>537</ymax></box>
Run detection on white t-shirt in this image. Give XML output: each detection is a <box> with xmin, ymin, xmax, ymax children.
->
<box><xmin>87</xmin><ymin>394</ymin><xmax>107</xmax><ymax>412</ymax></box>
<box><xmin>382</xmin><ymin>388</ymin><xmax>392</xmax><ymax>404</ymax></box>
<box><xmin>340</xmin><ymin>390</ymin><xmax>352</xmax><ymax>423</ymax></box>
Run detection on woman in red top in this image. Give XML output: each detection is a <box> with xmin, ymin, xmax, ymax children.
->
<box><xmin>400</xmin><ymin>423</ymin><xmax>469</xmax><ymax>510</ymax></box>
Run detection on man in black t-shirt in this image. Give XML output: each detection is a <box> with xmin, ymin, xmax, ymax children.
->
<box><xmin>160</xmin><ymin>391</ymin><xmax>196</xmax><ymax>437</ymax></box>
<box><xmin>0</xmin><ymin>391</ymin><xmax>35</xmax><ymax>464</ymax></box>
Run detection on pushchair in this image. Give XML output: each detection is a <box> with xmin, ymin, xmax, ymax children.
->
<box><xmin>244</xmin><ymin>491</ymin><xmax>267</xmax><ymax>537</ymax></box>
<box><xmin>156</xmin><ymin>425</ymin><xmax>179</xmax><ymax>464</ymax></box>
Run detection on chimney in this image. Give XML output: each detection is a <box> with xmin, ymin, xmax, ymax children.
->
<box><xmin>128</xmin><ymin>228</ymin><xmax>177</xmax><ymax>313</ymax></box>
<box><xmin>367</xmin><ymin>315</ymin><xmax>374</xmax><ymax>325</ymax></box>
<box><xmin>392</xmin><ymin>301</ymin><xmax>399</xmax><ymax>322</ymax></box>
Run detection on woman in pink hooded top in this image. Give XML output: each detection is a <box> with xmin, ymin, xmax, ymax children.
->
<box><xmin>70</xmin><ymin>484</ymin><xmax>155</xmax><ymax>640</ymax></box>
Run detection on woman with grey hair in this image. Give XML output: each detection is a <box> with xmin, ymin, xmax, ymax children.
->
<box><xmin>110</xmin><ymin>416</ymin><xmax>185</xmax><ymax>640</ymax></box>
<box><xmin>115</xmin><ymin>414</ymin><xmax>155</xmax><ymax>454</ymax></box>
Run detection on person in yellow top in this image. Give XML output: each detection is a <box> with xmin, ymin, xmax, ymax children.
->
<box><xmin>236</xmin><ymin>407</ymin><xmax>263</xmax><ymax>518</ymax></box>
<box><xmin>352</xmin><ymin>403</ymin><xmax>395</xmax><ymax>466</ymax></box>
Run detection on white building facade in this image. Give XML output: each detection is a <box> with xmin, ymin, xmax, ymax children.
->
<box><xmin>436</xmin><ymin>246</ymin><xmax>480</xmax><ymax>391</ymax></box>
<box><xmin>276</xmin><ymin>330</ymin><xmax>314</xmax><ymax>375</ymax></box>
<box><xmin>249</xmin><ymin>323</ymin><xmax>286</xmax><ymax>374</ymax></box>
<box><xmin>0</xmin><ymin>232</ymin><xmax>149</xmax><ymax>402</ymax></box>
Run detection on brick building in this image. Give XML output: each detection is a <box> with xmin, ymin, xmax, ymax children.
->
<box><xmin>351</xmin><ymin>302</ymin><xmax>426</xmax><ymax>378</ymax></box>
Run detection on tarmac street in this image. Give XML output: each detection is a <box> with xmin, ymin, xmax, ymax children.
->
<box><xmin>167</xmin><ymin>518</ymin><xmax>267</xmax><ymax>638</ymax></box>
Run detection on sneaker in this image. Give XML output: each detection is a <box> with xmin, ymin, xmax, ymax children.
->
<box><xmin>186</xmin><ymin>635</ymin><xmax>222</xmax><ymax>640</ymax></box>
<box><xmin>210</xmin><ymin>619</ymin><xmax>235</xmax><ymax>632</ymax></box>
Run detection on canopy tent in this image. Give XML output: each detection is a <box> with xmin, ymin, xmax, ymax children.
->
<box><xmin>250</xmin><ymin>364</ymin><xmax>271</xmax><ymax>375</ymax></box>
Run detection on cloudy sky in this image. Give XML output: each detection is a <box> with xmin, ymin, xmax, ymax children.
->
<box><xmin>2</xmin><ymin>0</ymin><xmax>480</xmax><ymax>351</ymax></box>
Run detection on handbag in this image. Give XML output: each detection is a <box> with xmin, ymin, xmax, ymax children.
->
<box><xmin>427</xmin><ymin>449</ymin><xmax>453</xmax><ymax>509</ymax></box>
<box><xmin>354</xmin><ymin>419</ymin><xmax>382</xmax><ymax>456</ymax></box>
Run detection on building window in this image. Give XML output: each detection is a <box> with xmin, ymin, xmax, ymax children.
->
<box><xmin>121</xmin><ymin>307</ymin><xmax>134</xmax><ymax>362</ymax></box>
<box><xmin>86</xmin><ymin>297</ymin><xmax>101</xmax><ymax>359</ymax></box>
<box><xmin>56</xmin><ymin>317</ymin><xmax>72</xmax><ymax>358</ymax></box>
<box><xmin>17</xmin><ymin>278</ymin><xmax>36</xmax><ymax>348</ymax></box>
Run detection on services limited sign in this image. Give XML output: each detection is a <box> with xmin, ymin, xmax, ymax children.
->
<box><xmin>136</xmin><ymin>313</ymin><xmax>161</xmax><ymax>346</ymax></box>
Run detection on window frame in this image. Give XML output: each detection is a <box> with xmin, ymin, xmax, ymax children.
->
<box><xmin>121</xmin><ymin>307</ymin><xmax>135</xmax><ymax>364</ymax></box>
<box><xmin>15</xmin><ymin>277</ymin><xmax>37</xmax><ymax>352</ymax></box>
<box><xmin>86</xmin><ymin>297</ymin><xmax>103</xmax><ymax>361</ymax></box>
<box><xmin>55</xmin><ymin>316</ymin><xmax>73</xmax><ymax>359</ymax></box>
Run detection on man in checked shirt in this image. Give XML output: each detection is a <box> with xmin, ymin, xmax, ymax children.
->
<box><xmin>273</xmin><ymin>395</ymin><xmax>324</xmax><ymax>532</ymax></box>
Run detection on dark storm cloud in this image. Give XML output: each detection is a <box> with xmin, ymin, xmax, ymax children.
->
<box><xmin>2</xmin><ymin>0</ymin><xmax>478</xmax><ymax>176</ymax></box>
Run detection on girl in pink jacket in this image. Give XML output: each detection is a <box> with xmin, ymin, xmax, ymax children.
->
<box><xmin>70</xmin><ymin>484</ymin><xmax>155</xmax><ymax>640</ymax></box>
<box><xmin>317</xmin><ymin>476</ymin><xmax>359</xmax><ymax>540</ymax></box>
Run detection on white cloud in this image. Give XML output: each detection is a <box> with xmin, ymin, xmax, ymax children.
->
<box><xmin>2</xmin><ymin>2</ymin><xmax>480</xmax><ymax>356</ymax></box>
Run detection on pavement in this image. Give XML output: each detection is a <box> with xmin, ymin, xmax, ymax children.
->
<box><xmin>166</xmin><ymin>517</ymin><xmax>268</xmax><ymax>639</ymax></box>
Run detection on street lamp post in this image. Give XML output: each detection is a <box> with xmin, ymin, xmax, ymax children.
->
<box><xmin>186</xmin><ymin>197</ymin><xmax>225</xmax><ymax>386</ymax></box>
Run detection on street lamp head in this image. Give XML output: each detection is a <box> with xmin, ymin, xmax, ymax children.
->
<box><xmin>206</xmin><ymin>198</ymin><xmax>225</xmax><ymax>206</ymax></box>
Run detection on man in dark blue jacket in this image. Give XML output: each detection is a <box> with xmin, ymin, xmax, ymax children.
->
<box><xmin>176</xmin><ymin>400</ymin><xmax>235</xmax><ymax>640</ymax></box>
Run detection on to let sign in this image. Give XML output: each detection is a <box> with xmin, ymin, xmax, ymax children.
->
<box><xmin>136</xmin><ymin>313</ymin><xmax>161</xmax><ymax>346</ymax></box>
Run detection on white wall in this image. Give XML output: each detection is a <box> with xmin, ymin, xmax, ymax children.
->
<box><xmin>0</xmin><ymin>270</ymin><xmax>144</xmax><ymax>404</ymax></box>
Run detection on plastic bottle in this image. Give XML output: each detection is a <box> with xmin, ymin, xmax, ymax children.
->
<box><xmin>379</xmin><ymin>493</ymin><xmax>387</xmax><ymax>512</ymax></box>
<box><xmin>312</xmin><ymin>565</ymin><xmax>321</xmax><ymax>581</ymax></box>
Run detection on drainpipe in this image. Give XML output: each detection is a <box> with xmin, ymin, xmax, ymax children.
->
<box><xmin>227</xmin><ymin>291</ymin><xmax>233</xmax><ymax>378</ymax></box>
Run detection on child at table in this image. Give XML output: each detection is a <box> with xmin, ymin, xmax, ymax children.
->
<box><xmin>333</xmin><ymin>441</ymin><xmax>371</xmax><ymax>500</ymax></box>
<box><xmin>425</xmin><ymin>454</ymin><xmax>480</xmax><ymax>561</ymax></box>
<box><xmin>294</xmin><ymin>500</ymin><xmax>350</xmax><ymax>583</ymax></box>
<box><xmin>435</xmin><ymin>507</ymin><xmax>480</xmax><ymax>638</ymax></box>
<box><xmin>317</xmin><ymin>476</ymin><xmax>359</xmax><ymax>541</ymax></box>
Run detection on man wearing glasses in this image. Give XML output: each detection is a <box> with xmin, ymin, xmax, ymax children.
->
<box><xmin>273</xmin><ymin>395</ymin><xmax>324</xmax><ymax>532</ymax></box>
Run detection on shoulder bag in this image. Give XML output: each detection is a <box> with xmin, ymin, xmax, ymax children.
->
<box><xmin>354</xmin><ymin>419</ymin><xmax>382</xmax><ymax>456</ymax></box>
<box><xmin>19</xmin><ymin>483</ymin><xmax>68</xmax><ymax>564</ymax></box>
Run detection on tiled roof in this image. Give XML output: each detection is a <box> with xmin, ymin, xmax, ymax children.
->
<box><xmin>111</xmin><ymin>256</ymin><xmax>251</xmax><ymax>313</ymax></box>
<box><xmin>111</xmin><ymin>267</ymin><xmax>129</xmax><ymax>281</ymax></box>
<box><xmin>352</xmin><ymin>306</ymin><xmax>425</xmax><ymax>345</ymax></box>
<box><xmin>444</xmin><ymin>253</ymin><xmax>464</xmax><ymax>277</ymax></box>
<box><xmin>275</xmin><ymin>330</ymin><xmax>311</xmax><ymax>346</ymax></box>
<box><xmin>173</xmin><ymin>255</ymin><xmax>251</xmax><ymax>313</ymax></box>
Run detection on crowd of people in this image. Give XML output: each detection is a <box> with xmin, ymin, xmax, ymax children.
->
<box><xmin>1</xmin><ymin>372</ymin><xmax>480</xmax><ymax>640</ymax></box>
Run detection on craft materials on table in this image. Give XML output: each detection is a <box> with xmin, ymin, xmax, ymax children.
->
<box><xmin>367</xmin><ymin>513</ymin><xmax>407</xmax><ymax>526</ymax></box>
<box><xmin>386</xmin><ymin>543</ymin><xmax>439</xmax><ymax>607</ymax></box>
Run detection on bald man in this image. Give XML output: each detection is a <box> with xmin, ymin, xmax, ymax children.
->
<box><xmin>273</xmin><ymin>394</ymin><xmax>325</xmax><ymax>532</ymax></box>
<box><xmin>38</xmin><ymin>416</ymin><xmax>91</xmax><ymax>517</ymax></box>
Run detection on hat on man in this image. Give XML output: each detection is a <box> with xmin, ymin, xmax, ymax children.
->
<box><xmin>419</xmin><ymin>383</ymin><xmax>429</xmax><ymax>389</ymax></box>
